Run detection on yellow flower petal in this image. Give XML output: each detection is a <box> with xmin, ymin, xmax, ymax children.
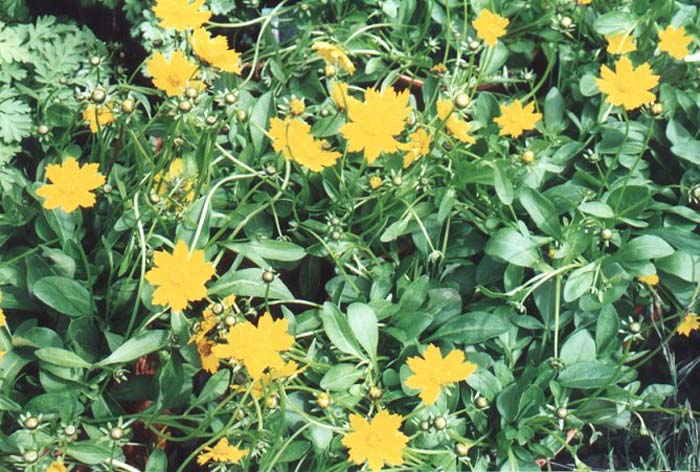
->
<box><xmin>473</xmin><ymin>9</ymin><xmax>509</xmax><ymax>46</ymax></box>
<box><xmin>152</xmin><ymin>0</ymin><xmax>211</xmax><ymax>31</ymax></box>
<box><xmin>405</xmin><ymin>344</ymin><xmax>477</xmax><ymax>405</ymax></box>
<box><xmin>678</xmin><ymin>313</ymin><xmax>700</xmax><ymax>337</ymax></box>
<box><xmin>196</xmin><ymin>438</ymin><xmax>248</xmax><ymax>465</ymax></box>
<box><xmin>36</xmin><ymin>157</ymin><xmax>106</xmax><ymax>213</ymax></box>
<box><xmin>146</xmin><ymin>50</ymin><xmax>202</xmax><ymax>97</ymax></box>
<box><xmin>658</xmin><ymin>25</ymin><xmax>692</xmax><ymax>60</ymax></box>
<box><xmin>341</xmin><ymin>410</ymin><xmax>408</xmax><ymax>472</ymax></box>
<box><xmin>191</xmin><ymin>28</ymin><xmax>242</xmax><ymax>74</ymax></box>
<box><xmin>595</xmin><ymin>56</ymin><xmax>659</xmax><ymax>110</ymax></box>
<box><xmin>605</xmin><ymin>33</ymin><xmax>636</xmax><ymax>55</ymax></box>
<box><xmin>493</xmin><ymin>100</ymin><xmax>542</xmax><ymax>138</ymax></box>
<box><xmin>268</xmin><ymin>117</ymin><xmax>340</xmax><ymax>171</ymax></box>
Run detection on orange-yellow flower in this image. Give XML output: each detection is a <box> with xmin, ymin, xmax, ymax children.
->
<box><xmin>152</xmin><ymin>0</ymin><xmax>211</xmax><ymax>31</ymax></box>
<box><xmin>36</xmin><ymin>157</ymin><xmax>106</xmax><ymax>212</ymax></box>
<box><xmin>678</xmin><ymin>313</ymin><xmax>700</xmax><ymax>337</ymax></box>
<box><xmin>369</xmin><ymin>176</ymin><xmax>382</xmax><ymax>190</ymax></box>
<box><xmin>399</xmin><ymin>128</ymin><xmax>432</xmax><ymax>168</ymax></box>
<box><xmin>638</xmin><ymin>274</ymin><xmax>659</xmax><ymax>286</ymax></box>
<box><xmin>340</xmin><ymin>87</ymin><xmax>411</xmax><ymax>163</ymax></box>
<box><xmin>605</xmin><ymin>34</ymin><xmax>636</xmax><ymax>55</ymax></box>
<box><xmin>197</xmin><ymin>438</ymin><xmax>248</xmax><ymax>465</ymax></box>
<box><xmin>658</xmin><ymin>25</ymin><xmax>692</xmax><ymax>60</ymax></box>
<box><xmin>596</xmin><ymin>56</ymin><xmax>659</xmax><ymax>110</ymax></box>
<box><xmin>472</xmin><ymin>9</ymin><xmax>509</xmax><ymax>46</ymax></box>
<box><xmin>212</xmin><ymin>312</ymin><xmax>294</xmax><ymax>381</ymax></box>
<box><xmin>494</xmin><ymin>100</ymin><xmax>542</xmax><ymax>138</ymax></box>
<box><xmin>145</xmin><ymin>240</ymin><xmax>216</xmax><ymax>312</ymax></box>
<box><xmin>405</xmin><ymin>344</ymin><xmax>477</xmax><ymax>405</ymax></box>
<box><xmin>46</xmin><ymin>461</ymin><xmax>67</xmax><ymax>472</ymax></box>
<box><xmin>191</xmin><ymin>28</ymin><xmax>242</xmax><ymax>74</ymax></box>
<box><xmin>83</xmin><ymin>104</ymin><xmax>115</xmax><ymax>133</ymax></box>
<box><xmin>268</xmin><ymin>117</ymin><xmax>341</xmax><ymax>171</ymax></box>
<box><xmin>146</xmin><ymin>51</ymin><xmax>201</xmax><ymax>97</ymax></box>
<box><xmin>312</xmin><ymin>41</ymin><xmax>355</xmax><ymax>74</ymax></box>
<box><xmin>342</xmin><ymin>410</ymin><xmax>408</xmax><ymax>472</ymax></box>
<box><xmin>437</xmin><ymin>98</ymin><xmax>476</xmax><ymax>144</ymax></box>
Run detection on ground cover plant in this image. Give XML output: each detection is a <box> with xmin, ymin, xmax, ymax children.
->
<box><xmin>1</xmin><ymin>0</ymin><xmax>700</xmax><ymax>470</ymax></box>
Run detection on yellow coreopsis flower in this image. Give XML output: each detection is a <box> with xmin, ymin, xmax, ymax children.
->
<box><xmin>152</xmin><ymin>0</ymin><xmax>211</xmax><ymax>31</ymax></box>
<box><xmin>146</xmin><ymin>51</ymin><xmax>201</xmax><ymax>97</ymax></box>
<box><xmin>436</xmin><ymin>98</ymin><xmax>476</xmax><ymax>144</ymax></box>
<box><xmin>212</xmin><ymin>312</ymin><xmax>294</xmax><ymax>380</ymax></box>
<box><xmin>197</xmin><ymin>438</ymin><xmax>248</xmax><ymax>465</ymax></box>
<box><xmin>289</xmin><ymin>98</ymin><xmax>306</xmax><ymax>116</ymax></box>
<box><xmin>658</xmin><ymin>25</ymin><xmax>692</xmax><ymax>60</ymax></box>
<box><xmin>638</xmin><ymin>274</ymin><xmax>660</xmax><ymax>286</ymax></box>
<box><xmin>472</xmin><ymin>9</ymin><xmax>509</xmax><ymax>46</ymax></box>
<box><xmin>399</xmin><ymin>128</ymin><xmax>432</xmax><ymax>168</ymax></box>
<box><xmin>46</xmin><ymin>461</ymin><xmax>67</xmax><ymax>472</ymax></box>
<box><xmin>312</xmin><ymin>41</ymin><xmax>355</xmax><ymax>74</ymax></box>
<box><xmin>36</xmin><ymin>157</ymin><xmax>106</xmax><ymax>213</ymax></box>
<box><xmin>494</xmin><ymin>100</ymin><xmax>542</xmax><ymax>138</ymax></box>
<box><xmin>605</xmin><ymin>34</ymin><xmax>636</xmax><ymax>55</ymax></box>
<box><xmin>369</xmin><ymin>176</ymin><xmax>382</xmax><ymax>190</ymax></box>
<box><xmin>144</xmin><ymin>240</ymin><xmax>216</xmax><ymax>312</ymax></box>
<box><xmin>596</xmin><ymin>56</ymin><xmax>659</xmax><ymax>110</ymax></box>
<box><xmin>342</xmin><ymin>410</ymin><xmax>408</xmax><ymax>472</ymax></box>
<box><xmin>268</xmin><ymin>117</ymin><xmax>341</xmax><ymax>171</ymax></box>
<box><xmin>83</xmin><ymin>104</ymin><xmax>115</xmax><ymax>133</ymax></box>
<box><xmin>340</xmin><ymin>87</ymin><xmax>411</xmax><ymax>163</ymax></box>
<box><xmin>405</xmin><ymin>344</ymin><xmax>477</xmax><ymax>405</ymax></box>
<box><xmin>191</xmin><ymin>28</ymin><xmax>242</xmax><ymax>74</ymax></box>
<box><xmin>0</xmin><ymin>289</ymin><xmax>5</xmax><ymax>327</ymax></box>
<box><xmin>196</xmin><ymin>338</ymin><xmax>220</xmax><ymax>373</ymax></box>
<box><xmin>678</xmin><ymin>313</ymin><xmax>700</xmax><ymax>337</ymax></box>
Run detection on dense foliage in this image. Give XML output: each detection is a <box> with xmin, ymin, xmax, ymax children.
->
<box><xmin>1</xmin><ymin>0</ymin><xmax>700</xmax><ymax>471</ymax></box>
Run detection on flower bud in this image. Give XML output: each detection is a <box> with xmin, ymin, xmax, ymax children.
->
<box><xmin>455</xmin><ymin>93</ymin><xmax>470</xmax><ymax>109</ymax></box>
<box><xmin>37</xmin><ymin>124</ymin><xmax>49</xmax><ymax>135</ymax></box>
<box><xmin>224</xmin><ymin>92</ymin><xmax>237</xmax><ymax>104</ymax></box>
<box><xmin>185</xmin><ymin>86</ymin><xmax>199</xmax><ymax>99</ymax></box>
<box><xmin>600</xmin><ymin>228</ymin><xmax>613</xmax><ymax>241</ymax></box>
<box><xmin>24</xmin><ymin>416</ymin><xmax>39</xmax><ymax>430</ymax></box>
<box><xmin>559</xmin><ymin>16</ymin><xmax>573</xmax><ymax>29</ymax></box>
<box><xmin>433</xmin><ymin>416</ymin><xmax>447</xmax><ymax>430</ymax></box>
<box><xmin>317</xmin><ymin>392</ymin><xmax>331</xmax><ymax>409</ymax></box>
<box><xmin>324</xmin><ymin>64</ymin><xmax>337</xmax><ymax>78</ymax></box>
<box><xmin>109</xmin><ymin>427</ymin><xmax>125</xmax><ymax>440</ymax></box>
<box><xmin>368</xmin><ymin>386</ymin><xmax>383</xmax><ymax>400</ymax></box>
<box><xmin>262</xmin><ymin>270</ymin><xmax>275</xmax><ymax>283</ymax></box>
<box><xmin>521</xmin><ymin>150</ymin><xmax>535</xmax><ymax>164</ymax></box>
<box><xmin>475</xmin><ymin>397</ymin><xmax>489</xmax><ymax>409</ymax></box>
<box><xmin>91</xmin><ymin>88</ymin><xmax>107</xmax><ymax>104</ymax></box>
<box><xmin>23</xmin><ymin>451</ymin><xmax>38</xmax><ymax>464</ymax></box>
<box><xmin>121</xmin><ymin>98</ymin><xmax>135</xmax><ymax>114</ymax></box>
<box><xmin>178</xmin><ymin>100</ymin><xmax>192</xmax><ymax>113</ymax></box>
<box><xmin>455</xmin><ymin>443</ymin><xmax>470</xmax><ymax>456</ymax></box>
<box><xmin>556</xmin><ymin>407</ymin><xmax>568</xmax><ymax>419</ymax></box>
<box><xmin>236</xmin><ymin>109</ymin><xmax>248</xmax><ymax>122</ymax></box>
<box><xmin>89</xmin><ymin>56</ymin><xmax>101</xmax><ymax>66</ymax></box>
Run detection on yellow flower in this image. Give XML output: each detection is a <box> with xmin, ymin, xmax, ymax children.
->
<box><xmin>436</xmin><ymin>98</ymin><xmax>476</xmax><ymax>144</ymax></box>
<box><xmin>658</xmin><ymin>25</ymin><xmax>692</xmax><ymax>60</ymax></box>
<box><xmin>430</xmin><ymin>63</ymin><xmax>447</xmax><ymax>74</ymax></box>
<box><xmin>579</xmin><ymin>0</ymin><xmax>592</xmax><ymax>4</ymax></box>
<box><xmin>341</xmin><ymin>410</ymin><xmax>408</xmax><ymax>472</ymax></box>
<box><xmin>191</xmin><ymin>28</ymin><xmax>242</xmax><ymax>74</ymax></box>
<box><xmin>638</xmin><ymin>274</ymin><xmax>659</xmax><ymax>286</ymax></box>
<box><xmin>196</xmin><ymin>338</ymin><xmax>220</xmax><ymax>373</ymax></box>
<box><xmin>144</xmin><ymin>240</ymin><xmax>216</xmax><ymax>312</ymax></box>
<box><xmin>340</xmin><ymin>87</ymin><xmax>411</xmax><ymax>163</ymax></box>
<box><xmin>399</xmin><ymin>128</ymin><xmax>432</xmax><ymax>168</ymax></box>
<box><xmin>46</xmin><ymin>461</ymin><xmax>67</xmax><ymax>472</ymax></box>
<box><xmin>605</xmin><ymin>34</ymin><xmax>636</xmax><ymax>55</ymax></box>
<box><xmin>250</xmin><ymin>360</ymin><xmax>303</xmax><ymax>398</ymax></box>
<box><xmin>0</xmin><ymin>351</ymin><xmax>5</xmax><ymax>361</ymax></box>
<box><xmin>268</xmin><ymin>117</ymin><xmax>341</xmax><ymax>171</ymax></box>
<box><xmin>472</xmin><ymin>9</ymin><xmax>509</xmax><ymax>46</ymax></box>
<box><xmin>197</xmin><ymin>438</ymin><xmax>248</xmax><ymax>465</ymax></box>
<box><xmin>368</xmin><ymin>176</ymin><xmax>382</xmax><ymax>190</ymax></box>
<box><xmin>36</xmin><ymin>157</ymin><xmax>106</xmax><ymax>213</ymax></box>
<box><xmin>312</xmin><ymin>41</ymin><xmax>355</xmax><ymax>74</ymax></box>
<box><xmin>289</xmin><ymin>98</ymin><xmax>306</xmax><ymax>116</ymax></box>
<box><xmin>153</xmin><ymin>158</ymin><xmax>195</xmax><ymax>203</ymax></box>
<box><xmin>83</xmin><ymin>104</ymin><xmax>115</xmax><ymax>133</ymax></box>
<box><xmin>596</xmin><ymin>56</ymin><xmax>659</xmax><ymax>110</ymax></box>
<box><xmin>678</xmin><ymin>313</ymin><xmax>700</xmax><ymax>337</ymax></box>
<box><xmin>152</xmin><ymin>0</ymin><xmax>211</xmax><ymax>31</ymax></box>
<box><xmin>494</xmin><ymin>100</ymin><xmax>542</xmax><ymax>138</ymax></box>
<box><xmin>212</xmin><ymin>312</ymin><xmax>294</xmax><ymax>381</ymax></box>
<box><xmin>0</xmin><ymin>289</ymin><xmax>5</xmax><ymax>328</ymax></box>
<box><xmin>146</xmin><ymin>51</ymin><xmax>201</xmax><ymax>97</ymax></box>
<box><xmin>331</xmin><ymin>81</ymin><xmax>359</xmax><ymax>111</ymax></box>
<box><xmin>405</xmin><ymin>344</ymin><xmax>477</xmax><ymax>405</ymax></box>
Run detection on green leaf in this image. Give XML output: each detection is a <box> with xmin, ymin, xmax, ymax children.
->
<box><xmin>209</xmin><ymin>268</ymin><xmax>294</xmax><ymax>300</ymax></box>
<box><xmin>558</xmin><ymin>361</ymin><xmax>618</xmax><ymax>389</ymax></box>
<box><xmin>319</xmin><ymin>363</ymin><xmax>364</xmax><ymax>391</ymax></box>
<box><xmin>66</xmin><ymin>441</ymin><xmax>113</xmax><ymax>465</ymax></box>
<box><xmin>519</xmin><ymin>187</ymin><xmax>561</xmax><ymax>237</ymax></box>
<box><xmin>196</xmin><ymin>369</ymin><xmax>231</xmax><ymax>405</ymax></box>
<box><xmin>0</xmin><ymin>92</ymin><xmax>32</xmax><ymax>143</ymax></box>
<box><xmin>0</xmin><ymin>393</ymin><xmax>21</xmax><ymax>412</ymax></box>
<box><xmin>596</xmin><ymin>305</ymin><xmax>620</xmax><ymax>354</ymax></box>
<box><xmin>657</xmin><ymin>251</ymin><xmax>700</xmax><ymax>282</ymax></box>
<box><xmin>560</xmin><ymin>330</ymin><xmax>596</xmax><ymax>365</ymax></box>
<box><xmin>225</xmin><ymin>239</ymin><xmax>306</xmax><ymax>263</ymax></box>
<box><xmin>484</xmin><ymin>228</ymin><xmax>542</xmax><ymax>268</ymax></box>
<box><xmin>563</xmin><ymin>263</ymin><xmax>596</xmax><ymax>302</ymax></box>
<box><xmin>578</xmin><ymin>201</ymin><xmax>614</xmax><ymax>219</ymax></box>
<box><xmin>347</xmin><ymin>303</ymin><xmax>378</xmax><ymax>361</ymax></box>
<box><xmin>494</xmin><ymin>160</ymin><xmax>513</xmax><ymax>205</ymax></box>
<box><xmin>544</xmin><ymin>87</ymin><xmax>565</xmax><ymax>132</ymax></box>
<box><xmin>320</xmin><ymin>302</ymin><xmax>364</xmax><ymax>359</ymax></box>
<box><xmin>97</xmin><ymin>330</ymin><xmax>169</xmax><ymax>366</ymax></box>
<box><xmin>593</xmin><ymin>11</ymin><xmax>635</xmax><ymax>35</ymax></box>
<box><xmin>33</xmin><ymin>276</ymin><xmax>92</xmax><ymax>317</ymax></box>
<box><xmin>427</xmin><ymin>311</ymin><xmax>510</xmax><ymax>344</ymax></box>
<box><xmin>618</xmin><ymin>235</ymin><xmax>674</xmax><ymax>261</ymax></box>
<box><xmin>670</xmin><ymin>140</ymin><xmax>700</xmax><ymax>165</ymax></box>
<box><xmin>145</xmin><ymin>449</ymin><xmax>168</xmax><ymax>472</ymax></box>
<box><xmin>579</xmin><ymin>74</ymin><xmax>600</xmax><ymax>97</ymax></box>
<box><xmin>252</xmin><ymin>91</ymin><xmax>273</xmax><ymax>153</ymax></box>
<box><xmin>35</xmin><ymin>347</ymin><xmax>91</xmax><ymax>369</ymax></box>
